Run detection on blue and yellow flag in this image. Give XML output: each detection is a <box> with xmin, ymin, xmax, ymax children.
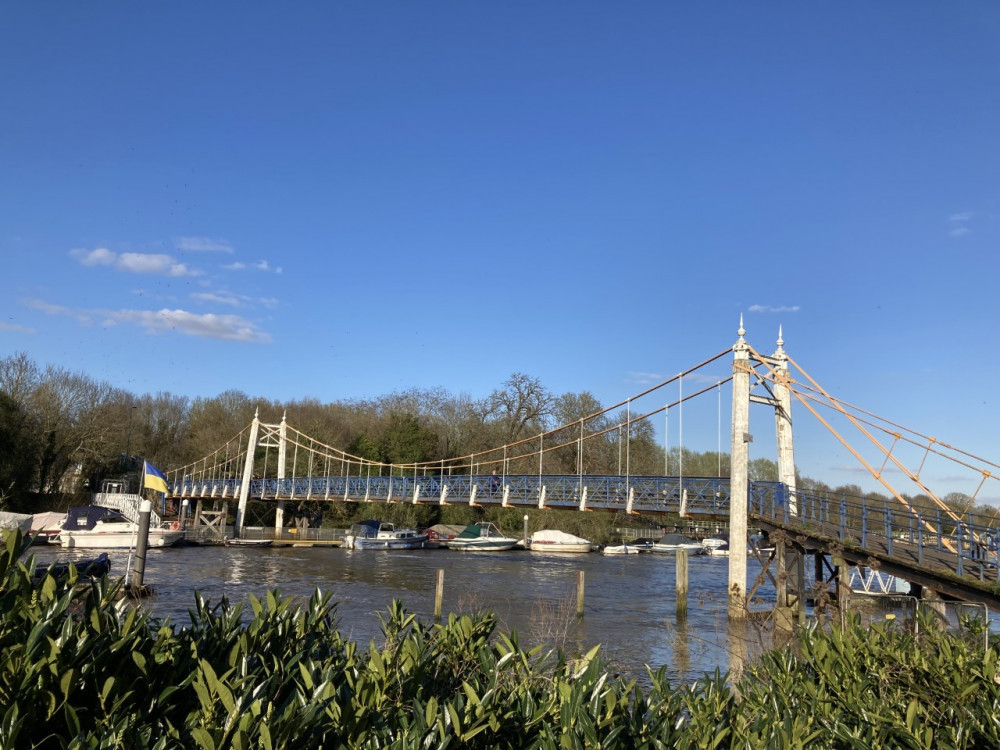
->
<box><xmin>143</xmin><ymin>460</ymin><xmax>168</xmax><ymax>494</ymax></box>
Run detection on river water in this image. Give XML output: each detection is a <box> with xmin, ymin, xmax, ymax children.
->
<box><xmin>28</xmin><ymin>544</ymin><xmax>779</xmax><ymax>686</ymax></box>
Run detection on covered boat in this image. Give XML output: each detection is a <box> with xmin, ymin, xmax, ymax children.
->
<box><xmin>650</xmin><ymin>533</ymin><xmax>704</xmax><ymax>554</ymax></box>
<box><xmin>602</xmin><ymin>543</ymin><xmax>642</xmax><ymax>555</ymax></box>
<box><xmin>446</xmin><ymin>522</ymin><xmax>519</xmax><ymax>552</ymax></box>
<box><xmin>58</xmin><ymin>506</ymin><xmax>185</xmax><ymax>549</ymax></box>
<box><xmin>345</xmin><ymin>520</ymin><xmax>428</xmax><ymax>550</ymax></box>
<box><xmin>529</xmin><ymin>529</ymin><xmax>592</xmax><ymax>553</ymax></box>
<box><xmin>30</xmin><ymin>511</ymin><xmax>67</xmax><ymax>544</ymax></box>
<box><xmin>0</xmin><ymin>511</ymin><xmax>32</xmax><ymax>536</ymax></box>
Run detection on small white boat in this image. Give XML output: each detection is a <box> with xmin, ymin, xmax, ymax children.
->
<box><xmin>58</xmin><ymin>506</ymin><xmax>184</xmax><ymax>549</ymax></box>
<box><xmin>529</xmin><ymin>529</ymin><xmax>593</xmax><ymax>553</ymax></box>
<box><xmin>650</xmin><ymin>533</ymin><xmax>705</xmax><ymax>554</ymax></box>
<box><xmin>447</xmin><ymin>522</ymin><xmax>519</xmax><ymax>551</ymax></box>
<box><xmin>345</xmin><ymin>520</ymin><xmax>428</xmax><ymax>550</ymax></box>
<box><xmin>602</xmin><ymin>543</ymin><xmax>642</xmax><ymax>555</ymax></box>
<box><xmin>702</xmin><ymin>536</ymin><xmax>730</xmax><ymax>556</ymax></box>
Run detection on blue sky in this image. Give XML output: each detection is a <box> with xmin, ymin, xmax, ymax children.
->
<box><xmin>2</xmin><ymin>3</ymin><xmax>998</xmax><ymax>501</ymax></box>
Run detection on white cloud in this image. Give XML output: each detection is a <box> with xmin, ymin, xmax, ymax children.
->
<box><xmin>191</xmin><ymin>291</ymin><xmax>280</xmax><ymax>309</ymax></box>
<box><xmin>0</xmin><ymin>321</ymin><xmax>36</xmax><ymax>334</ymax></box>
<box><xmin>948</xmin><ymin>211</ymin><xmax>974</xmax><ymax>237</ymax></box>
<box><xmin>748</xmin><ymin>304</ymin><xmax>801</xmax><ymax>313</ymax></box>
<box><xmin>25</xmin><ymin>298</ymin><xmax>271</xmax><ymax>343</ymax></box>
<box><xmin>105</xmin><ymin>308</ymin><xmax>271</xmax><ymax>343</ymax></box>
<box><xmin>627</xmin><ymin>371</ymin><xmax>663</xmax><ymax>386</ymax></box>
<box><xmin>191</xmin><ymin>291</ymin><xmax>242</xmax><ymax>307</ymax></box>
<box><xmin>70</xmin><ymin>248</ymin><xmax>200</xmax><ymax>277</ymax></box>
<box><xmin>71</xmin><ymin>247</ymin><xmax>116</xmax><ymax>266</ymax></box>
<box><xmin>223</xmin><ymin>259</ymin><xmax>282</xmax><ymax>274</ymax></box>
<box><xmin>117</xmin><ymin>252</ymin><xmax>196</xmax><ymax>277</ymax></box>
<box><xmin>254</xmin><ymin>260</ymin><xmax>283</xmax><ymax>274</ymax></box>
<box><xmin>176</xmin><ymin>236</ymin><xmax>234</xmax><ymax>253</ymax></box>
<box><xmin>23</xmin><ymin>298</ymin><xmax>94</xmax><ymax>325</ymax></box>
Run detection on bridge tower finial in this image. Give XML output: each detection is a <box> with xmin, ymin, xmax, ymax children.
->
<box><xmin>775</xmin><ymin>325</ymin><xmax>785</xmax><ymax>358</ymax></box>
<box><xmin>734</xmin><ymin>315</ymin><xmax>748</xmax><ymax>351</ymax></box>
<box><xmin>281</xmin><ymin>410</ymin><xmax>287</xmax><ymax>424</ymax></box>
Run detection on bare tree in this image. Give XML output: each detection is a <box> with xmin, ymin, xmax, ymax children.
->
<box><xmin>482</xmin><ymin>373</ymin><xmax>554</xmax><ymax>444</ymax></box>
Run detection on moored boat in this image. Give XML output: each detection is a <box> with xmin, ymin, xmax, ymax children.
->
<box><xmin>702</xmin><ymin>536</ymin><xmax>730</xmax><ymax>556</ymax></box>
<box><xmin>650</xmin><ymin>533</ymin><xmax>705</xmax><ymax>554</ymax></box>
<box><xmin>528</xmin><ymin>529</ymin><xmax>593</xmax><ymax>553</ymax></box>
<box><xmin>30</xmin><ymin>511</ymin><xmax>66</xmax><ymax>544</ymax></box>
<box><xmin>57</xmin><ymin>506</ymin><xmax>185</xmax><ymax>549</ymax></box>
<box><xmin>34</xmin><ymin>552</ymin><xmax>111</xmax><ymax>581</ymax></box>
<box><xmin>446</xmin><ymin>522</ymin><xmax>519</xmax><ymax>551</ymax></box>
<box><xmin>224</xmin><ymin>538</ymin><xmax>273</xmax><ymax>548</ymax></box>
<box><xmin>602</xmin><ymin>543</ymin><xmax>642</xmax><ymax>555</ymax></box>
<box><xmin>345</xmin><ymin>520</ymin><xmax>428</xmax><ymax>550</ymax></box>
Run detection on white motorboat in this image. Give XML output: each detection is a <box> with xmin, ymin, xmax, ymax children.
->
<box><xmin>650</xmin><ymin>533</ymin><xmax>705</xmax><ymax>554</ymax></box>
<box><xmin>446</xmin><ymin>522</ymin><xmax>519</xmax><ymax>551</ymax></box>
<box><xmin>602</xmin><ymin>543</ymin><xmax>642</xmax><ymax>555</ymax></box>
<box><xmin>529</xmin><ymin>529</ymin><xmax>593</xmax><ymax>553</ymax></box>
<box><xmin>345</xmin><ymin>520</ymin><xmax>428</xmax><ymax>550</ymax></box>
<box><xmin>702</xmin><ymin>536</ymin><xmax>730</xmax><ymax>556</ymax></box>
<box><xmin>58</xmin><ymin>506</ymin><xmax>184</xmax><ymax>549</ymax></box>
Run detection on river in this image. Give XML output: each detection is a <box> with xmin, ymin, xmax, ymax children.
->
<box><xmin>28</xmin><ymin>543</ymin><xmax>780</xmax><ymax>685</ymax></box>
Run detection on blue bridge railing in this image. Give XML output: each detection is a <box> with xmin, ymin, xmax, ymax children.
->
<box><xmin>751</xmin><ymin>486</ymin><xmax>1000</xmax><ymax>581</ymax></box>
<box><xmin>170</xmin><ymin>473</ymin><xmax>784</xmax><ymax>515</ymax></box>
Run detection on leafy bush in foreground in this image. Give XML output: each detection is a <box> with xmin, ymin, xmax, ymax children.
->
<box><xmin>3</xmin><ymin>530</ymin><xmax>1000</xmax><ymax>749</ymax></box>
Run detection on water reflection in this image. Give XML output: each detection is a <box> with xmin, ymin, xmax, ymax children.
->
<box><xmin>27</xmin><ymin>544</ymin><xmax>777</xmax><ymax>685</ymax></box>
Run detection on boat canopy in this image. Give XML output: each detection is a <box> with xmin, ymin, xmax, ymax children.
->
<box><xmin>456</xmin><ymin>524</ymin><xmax>486</xmax><ymax>540</ymax></box>
<box><xmin>0</xmin><ymin>511</ymin><xmax>32</xmax><ymax>534</ymax></box>
<box><xmin>63</xmin><ymin>506</ymin><xmax>130</xmax><ymax>531</ymax></box>
<box><xmin>30</xmin><ymin>511</ymin><xmax>65</xmax><ymax>533</ymax></box>
<box><xmin>531</xmin><ymin>529</ymin><xmax>590</xmax><ymax>545</ymax></box>
<box><xmin>348</xmin><ymin>520</ymin><xmax>386</xmax><ymax>537</ymax></box>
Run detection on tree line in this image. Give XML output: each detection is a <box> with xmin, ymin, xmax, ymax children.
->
<box><xmin>0</xmin><ymin>351</ymin><xmax>982</xmax><ymax>521</ymax></box>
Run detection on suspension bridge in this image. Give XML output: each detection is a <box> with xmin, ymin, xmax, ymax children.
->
<box><xmin>155</xmin><ymin>321</ymin><xmax>1000</xmax><ymax>618</ymax></box>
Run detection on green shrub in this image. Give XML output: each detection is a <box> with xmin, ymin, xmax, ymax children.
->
<box><xmin>4</xmin><ymin>529</ymin><xmax>1000</xmax><ymax>748</ymax></box>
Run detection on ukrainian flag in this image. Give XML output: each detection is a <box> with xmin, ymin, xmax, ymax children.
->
<box><xmin>143</xmin><ymin>460</ymin><xmax>169</xmax><ymax>494</ymax></box>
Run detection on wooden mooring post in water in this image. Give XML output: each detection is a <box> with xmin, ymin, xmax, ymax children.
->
<box><xmin>433</xmin><ymin>567</ymin><xmax>585</xmax><ymax>620</ymax></box>
<box><xmin>676</xmin><ymin>549</ymin><xmax>689</xmax><ymax>618</ymax></box>
<box><xmin>434</xmin><ymin>569</ymin><xmax>444</xmax><ymax>620</ymax></box>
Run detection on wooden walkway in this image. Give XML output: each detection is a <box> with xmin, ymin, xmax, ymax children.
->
<box><xmin>753</xmin><ymin>514</ymin><xmax>1000</xmax><ymax>612</ymax></box>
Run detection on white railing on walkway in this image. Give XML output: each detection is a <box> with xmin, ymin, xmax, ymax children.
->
<box><xmin>93</xmin><ymin>492</ymin><xmax>163</xmax><ymax>527</ymax></box>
